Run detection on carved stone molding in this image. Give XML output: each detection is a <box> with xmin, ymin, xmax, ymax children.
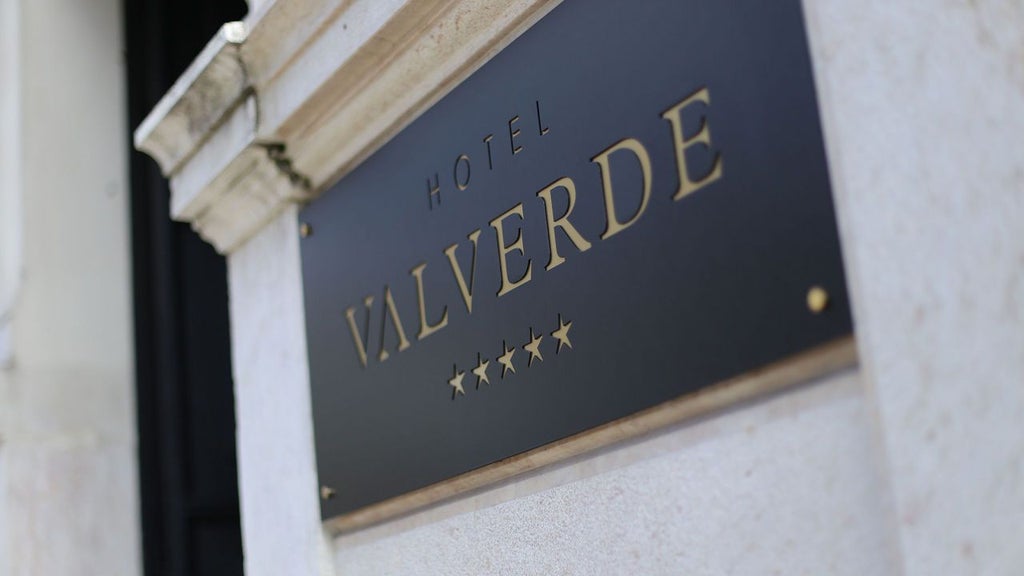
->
<box><xmin>134</xmin><ymin>21</ymin><xmax>312</xmax><ymax>253</ymax></box>
<box><xmin>134</xmin><ymin>0</ymin><xmax>562</xmax><ymax>254</ymax></box>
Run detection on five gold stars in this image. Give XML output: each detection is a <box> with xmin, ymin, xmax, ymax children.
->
<box><xmin>447</xmin><ymin>315</ymin><xmax>574</xmax><ymax>399</ymax></box>
<box><xmin>551</xmin><ymin>314</ymin><xmax>573</xmax><ymax>354</ymax></box>
<box><xmin>448</xmin><ymin>364</ymin><xmax>465</xmax><ymax>398</ymax></box>
<box><xmin>472</xmin><ymin>353</ymin><xmax>490</xmax><ymax>388</ymax></box>
<box><xmin>523</xmin><ymin>327</ymin><xmax>544</xmax><ymax>367</ymax></box>
<box><xmin>497</xmin><ymin>340</ymin><xmax>516</xmax><ymax>378</ymax></box>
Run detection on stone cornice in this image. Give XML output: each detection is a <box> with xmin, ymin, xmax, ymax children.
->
<box><xmin>134</xmin><ymin>22</ymin><xmax>249</xmax><ymax>176</ymax></box>
<box><xmin>134</xmin><ymin>0</ymin><xmax>561</xmax><ymax>254</ymax></box>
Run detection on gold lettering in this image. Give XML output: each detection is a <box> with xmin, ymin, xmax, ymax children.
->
<box><xmin>483</xmin><ymin>134</ymin><xmax>494</xmax><ymax>169</ymax></box>
<box><xmin>378</xmin><ymin>285</ymin><xmax>411</xmax><ymax>362</ymax></box>
<box><xmin>591</xmin><ymin>138</ymin><xmax>652</xmax><ymax>240</ymax></box>
<box><xmin>344</xmin><ymin>295</ymin><xmax>374</xmax><ymax>368</ymax></box>
<box><xmin>535</xmin><ymin>100</ymin><xmax>550</xmax><ymax>136</ymax></box>
<box><xmin>490</xmin><ymin>203</ymin><xmax>533</xmax><ymax>297</ymax></box>
<box><xmin>661</xmin><ymin>87</ymin><xmax>723</xmax><ymax>200</ymax></box>
<box><xmin>508</xmin><ymin>115</ymin><xmax>523</xmax><ymax>155</ymax></box>
<box><xmin>426</xmin><ymin>172</ymin><xmax>441</xmax><ymax>209</ymax></box>
<box><xmin>410</xmin><ymin>262</ymin><xmax>449</xmax><ymax>341</ymax></box>
<box><xmin>453</xmin><ymin>154</ymin><xmax>471</xmax><ymax>191</ymax></box>
<box><xmin>535</xmin><ymin>177</ymin><xmax>592</xmax><ymax>271</ymax></box>
<box><xmin>443</xmin><ymin>229</ymin><xmax>481</xmax><ymax>314</ymax></box>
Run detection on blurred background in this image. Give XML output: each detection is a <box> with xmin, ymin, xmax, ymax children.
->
<box><xmin>1</xmin><ymin>0</ymin><xmax>246</xmax><ymax>574</ymax></box>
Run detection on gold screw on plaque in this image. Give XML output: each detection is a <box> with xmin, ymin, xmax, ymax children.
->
<box><xmin>320</xmin><ymin>486</ymin><xmax>336</xmax><ymax>501</ymax></box>
<box><xmin>300</xmin><ymin>222</ymin><xmax>313</xmax><ymax>238</ymax></box>
<box><xmin>806</xmin><ymin>285</ymin><xmax>829</xmax><ymax>314</ymax></box>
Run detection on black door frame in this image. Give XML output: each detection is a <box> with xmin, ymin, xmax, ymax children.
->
<box><xmin>124</xmin><ymin>1</ymin><xmax>248</xmax><ymax>574</ymax></box>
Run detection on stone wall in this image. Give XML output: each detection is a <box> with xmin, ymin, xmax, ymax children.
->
<box><xmin>0</xmin><ymin>0</ymin><xmax>139</xmax><ymax>574</ymax></box>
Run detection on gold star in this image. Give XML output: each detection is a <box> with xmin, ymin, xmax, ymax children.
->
<box><xmin>497</xmin><ymin>340</ymin><xmax>516</xmax><ymax>378</ymax></box>
<box><xmin>472</xmin><ymin>353</ymin><xmax>490</xmax><ymax>388</ymax></box>
<box><xmin>523</xmin><ymin>327</ymin><xmax>543</xmax><ymax>367</ymax></box>
<box><xmin>551</xmin><ymin>314</ymin><xmax>573</xmax><ymax>354</ymax></box>
<box><xmin>448</xmin><ymin>364</ymin><xmax>465</xmax><ymax>398</ymax></box>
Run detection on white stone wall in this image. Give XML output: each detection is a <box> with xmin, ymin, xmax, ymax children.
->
<box><xmin>0</xmin><ymin>0</ymin><xmax>140</xmax><ymax>574</ymax></box>
<box><xmin>205</xmin><ymin>0</ymin><xmax>1024</xmax><ymax>574</ymax></box>
<box><xmin>228</xmin><ymin>206</ymin><xmax>334</xmax><ymax>576</ymax></box>
<box><xmin>0</xmin><ymin>0</ymin><xmax>21</xmax><ymax>369</ymax></box>
<box><xmin>333</xmin><ymin>370</ymin><xmax>893</xmax><ymax>575</ymax></box>
<box><xmin>806</xmin><ymin>0</ymin><xmax>1024</xmax><ymax>573</ymax></box>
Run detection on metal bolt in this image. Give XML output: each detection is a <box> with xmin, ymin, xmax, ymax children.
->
<box><xmin>300</xmin><ymin>222</ymin><xmax>313</xmax><ymax>238</ymax></box>
<box><xmin>320</xmin><ymin>486</ymin><xmax>336</xmax><ymax>501</ymax></box>
<box><xmin>806</xmin><ymin>285</ymin><xmax>829</xmax><ymax>314</ymax></box>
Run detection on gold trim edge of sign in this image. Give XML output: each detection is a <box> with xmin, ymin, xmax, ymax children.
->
<box><xmin>324</xmin><ymin>335</ymin><xmax>858</xmax><ymax>535</ymax></box>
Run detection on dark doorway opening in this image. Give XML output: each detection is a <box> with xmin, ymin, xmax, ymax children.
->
<box><xmin>124</xmin><ymin>1</ymin><xmax>249</xmax><ymax>575</ymax></box>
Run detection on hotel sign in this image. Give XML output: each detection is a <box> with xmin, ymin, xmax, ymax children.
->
<box><xmin>300</xmin><ymin>0</ymin><xmax>852</xmax><ymax>520</ymax></box>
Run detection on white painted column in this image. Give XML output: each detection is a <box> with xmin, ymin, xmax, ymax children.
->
<box><xmin>227</xmin><ymin>206</ymin><xmax>334</xmax><ymax>576</ymax></box>
<box><xmin>0</xmin><ymin>4</ymin><xmax>21</xmax><ymax>569</ymax></box>
<box><xmin>805</xmin><ymin>1</ymin><xmax>1024</xmax><ymax>573</ymax></box>
<box><xmin>0</xmin><ymin>0</ymin><xmax>21</xmax><ymax>369</ymax></box>
<box><xmin>0</xmin><ymin>0</ymin><xmax>141</xmax><ymax>574</ymax></box>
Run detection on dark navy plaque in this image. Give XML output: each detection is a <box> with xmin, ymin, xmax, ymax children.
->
<box><xmin>300</xmin><ymin>0</ymin><xmax>852</xmax><ymax>520</ymax></box>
